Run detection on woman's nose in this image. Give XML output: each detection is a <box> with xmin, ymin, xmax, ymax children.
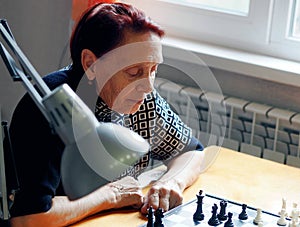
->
<box><xmin>136</xmin><ymin>75</ymin><xmax>154</xmax><ymax>93</ymax></box>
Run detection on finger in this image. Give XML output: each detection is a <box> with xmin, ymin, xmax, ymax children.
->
<box><xmin>141</xmin><ymin>202</ymin><xmax>149</xmax><ymax>214</ymax></box>
<box><xmin>141</xmin><ymin>192</ymin><xmax>159</xmax><ymax>214</ymax></box>
<box><xmin>127</xmin><ymin>192</ymin><xmax>144</xmax><ymax>206</ymax></box>
<box><xmin>131</xmin><ymin>197</ymin><xmax>144</xmax><ymax>209</ymax></box>
<box><xmin>169</xmin><ymin>195</ymin><xmax>183</xmax><ymax>209</ymax></box>
<box><xmin>159</xmin><ymin>194</ymin><xmax>170</xmax><ymax>212</ymax></box>
<box><xmin>148</xmin><ymin>192</ymin><xmax>160</xmax><ymax>209</ymax></box>
<box><xmin>168</xmin><ymin>197</ymin><xmax>177</xmax><ymax>209</ymax></box>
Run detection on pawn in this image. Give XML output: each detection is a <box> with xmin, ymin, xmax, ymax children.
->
<box><xmin>253</xmin><ymin>208</ymin><xmax>263</xmax><ymax>225</ymax></box>
<box><xmin>208</xmin><ymin>204</ymin><xmax>221</xmax><ymax>226</ymax></box>
<box><xmin>224</xmin><ymin>212</ymin><xmax>234</xmax><ymax>227</ymax></box>
<box><xmin>238</xmin><ymin>204</ymin><xmax>248</xmax><ymax>220</ymax></box>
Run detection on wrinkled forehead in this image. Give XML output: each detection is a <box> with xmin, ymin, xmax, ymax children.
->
<box><xmin>94</xmin><ymin>41</ymin><xmax>163</xmax><ymax>74</ymax></box>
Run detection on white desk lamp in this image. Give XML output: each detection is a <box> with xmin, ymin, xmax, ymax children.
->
<box><xmin>0</xmin><ymin>19</ymin><xmax>149</xmax><ymax>206</ymax></box>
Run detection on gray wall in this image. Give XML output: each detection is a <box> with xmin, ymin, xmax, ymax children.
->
<box><xmin>0</xmin><ymin>0</ymin><xmax>72</xmax><ymax>121</ymax></box>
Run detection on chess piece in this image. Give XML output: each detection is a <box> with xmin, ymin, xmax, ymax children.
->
<box><xmin>289</xmin><ymin>204</ymin><xmax>299</xmax><ymax>227</ymax></box>
<box><xmin>279</xmin><ymin>198</ymin><xmax>288</xmax><ymax>216</ymax></box>
<box><xmin>289</xmin><ymin>218</ymin><xmax>298</xmax><ymax>227</ymax></box>
<box><xmin>277</xmin><ymin>209</ymin><xmax>287</xmax><ymax>226</ymax></box>
<box><xmin>154</xmin><ymin>208</ymin><xmax>164</xmax><ymax>227</ymax></box>
<box><xmin>147</xmin><ymin>206</ymin><xmax>154</xmax><ymax>227</ymax></box>
<box><xmin>193</xmin><ymin>190</ymin><xmax>205</xmax><ymax>221</ymax></box>
<box><xmin>238</xmin><ymin>204</ymin><xmax>248</xmax><ymax>220</ymax></box>
<box><xmin>224</xmin><ymin>212</ymin><xmax>234</xmax><ymax>227</ymax></box>
<box><xmin>217</xmin><ymin>200</ymin><xmax>228</xmax><ymax>221</ymax></box>
<box><xmin>253</xmin><ymin>208</ymin><xmax>263</xmax><ymax>225</ymax></box>
<box><xmin>208</xmin><ymin>203</ymin><xmax>221</xmax><ymax>226</ymax></box>
<box><xmin>289</xmin><ymin>203</ymin><xmax>299</xmax><ymax>220</ymax></box>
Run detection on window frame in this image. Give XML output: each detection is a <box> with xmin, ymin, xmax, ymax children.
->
<box><xmin>269</xmin><ymin>0</ymin><xmax>300</xmax><ymax>61</ymax></box>
<box><xmin>124</xmin><ymin>0</ymin><xmax>300</xmax><ymax>63</ymax></box>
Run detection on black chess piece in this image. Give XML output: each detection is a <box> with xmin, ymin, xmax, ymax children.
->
<box><xmin>193</xmin><ymin>190</ymin><xmax>205</xmax><ymax>221</ymax></box>
<box><xmin>224</xmin><ymin>212</ymin><xmax>234</xmax><ymax>227</ymax></box>
<box><xmin>147</xmin><ymin>206</ymin><xmax>154</xmax><ymax>227</ymax></box>
<box><xmin>217</xmin><ymin>200</ymin><xmax>228</xmax><ymax>221</ymax></box>
<box><xmin>208</xmin><ymin>203</ymin><xmax>221</xmax><ymax>226</ymax></box>
<box><xmin>154</xmin><ymin>208</ymin><xmax>164</xmax><ymax>227</ymax></box>
<box><xmin>238</xmin><ymin>204</ymin><xmax>248</xmax><ymax>220</ymax></box>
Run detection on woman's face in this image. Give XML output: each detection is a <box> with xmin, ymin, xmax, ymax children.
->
<box><xmin>95</xmin><ymin>31</ymin><xmax>161</xmax><ymax>114</ymax></box>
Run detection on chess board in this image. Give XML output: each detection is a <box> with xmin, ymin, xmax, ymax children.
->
<box><xmin>140</xmin><ymin>193</ymin><xmax>290</xmax><ymax>226</ymax></box>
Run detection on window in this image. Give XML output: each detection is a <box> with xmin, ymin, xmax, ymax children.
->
<box><xmin>291</xmin><ymin>0</ymin><xmax>300</xmax><ymax>38</ymax></box>
<box><xmin>124</xmin><ymin>0</ymin><xmax>300</xmax><ymax>63</ymax></box>
<box><xmin>164</xmin><ymin>0</ymin><xmax>250</xmax><ymax>16</ymax></box>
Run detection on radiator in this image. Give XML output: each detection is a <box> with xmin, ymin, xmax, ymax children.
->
<box><xmin>154</xmin><ymin>78</ymin><xmax>300</xmax><ymax>168</ymax></box>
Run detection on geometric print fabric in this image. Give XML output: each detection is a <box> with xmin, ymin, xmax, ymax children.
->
<box><xmin>94</xmin><ymin>89</ymin><xmax>193</xmax><ymax>179</ymax></box>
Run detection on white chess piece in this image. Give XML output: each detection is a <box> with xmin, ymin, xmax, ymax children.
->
<box><xmin>290</xmin><ymin>203</ymin><xmax>298</xmax><ymax>218</ymax></box>
<box><xmin>289</xmin><ymin>204</ymin><xmax>299</xmax><ymax>227</ymax></box>
<box><xmin>257</xmin><ymin>222</ymin><xmax>264</xmax><ymax>227</ymax></box>
<box><xmin>279</xmin><ymin>198</ymin><xmax>288</xmax><ymax>216</ymax></box>
<box><xmin>282</xmin><ymin>198</ymin><xmax>287</xmax><ymax>209</ymax></box>
<box><xmin>291</xmin><ymin>203</ymin><xmax>299</xmax><ymax>222</ymax></box>
<box><xmin>288</xmin><ymin>219</ymin><xmax>298</xmax><ymax>227</ymax></box>
<box><xmin>253</xmin><ymin>208</ymin><xmax>263</xmax><ymax>225</ymax></box>
<box><xmin>277</xmin><ymin>209</ymin><xmax>287</xmax><ymax>226</ymax></box>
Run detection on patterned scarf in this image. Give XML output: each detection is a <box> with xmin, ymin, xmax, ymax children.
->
<box><xmin>94</xmin><ymin>90</ymin><xmax>194</xmax><ymax>179</ymax></box>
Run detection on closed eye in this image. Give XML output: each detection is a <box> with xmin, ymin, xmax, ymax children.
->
<box><xmin>125</xmin><ymin>67</ymin><xmax>143</xmax><ymax>77</ymax></box>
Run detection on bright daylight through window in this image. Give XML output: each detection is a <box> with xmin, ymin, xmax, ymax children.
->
<box><xmin>167</xmin><ymin>0</ymin><xmax>250</xmax><ymax>16</ymax></box>
<box><xmin>125</xmin><ymin>0</ymin><xmax>300</xmax><ymax>63</ymax></box>
<box><xmin>291</xmin><ymin>0</ymin><xmax>300</xmax><ymax>39</ymax></box>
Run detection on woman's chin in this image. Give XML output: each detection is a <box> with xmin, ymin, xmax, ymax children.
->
<box><xmin>119</xmin><ymin>104</ymin><xmax>142</xmax><ymax>115</ymax></box>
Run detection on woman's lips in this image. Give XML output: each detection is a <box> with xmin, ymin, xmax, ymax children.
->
<box><xmin>128</xmin><ymin>99</ymin><xmax>144</xmax><ymax>104</ymax></box>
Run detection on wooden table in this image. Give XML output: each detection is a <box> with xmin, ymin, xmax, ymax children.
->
<box><xmin>71</xmin><ymin>145</ymin><xmax>300</xmax><ymax>226</ymax></box>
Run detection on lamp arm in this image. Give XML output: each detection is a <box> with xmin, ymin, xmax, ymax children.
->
<box><xmin>0</xmin><ymin>42</ymin><xmax>49</xmax><ymax>121</ymax></box>
<box><xmin>0</xmin><ymin>19</ymin><xmax>150</xmax><ymax>200</ymax></box>
<box><xmin>0</xmin><ymin>20</ymin><xmax>51</xmax><ymax>97</ymax></box>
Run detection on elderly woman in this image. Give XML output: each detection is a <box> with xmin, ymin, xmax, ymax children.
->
<box><xmin>7</xmin><ymin>2</ymin><xmax>204</xmax><ymax>227</ymax></box>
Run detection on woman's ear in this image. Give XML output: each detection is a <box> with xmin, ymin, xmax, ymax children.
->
<box><xmin>81</xmin><ymin>49</ymin><xmax>97</xmax><ymax>80</ymax></box>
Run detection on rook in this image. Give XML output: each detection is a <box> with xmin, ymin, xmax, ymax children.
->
<box><xmin>217</xmin><ymin>200</ymin><xmax>228</xmax><ymax>221</ymax></box>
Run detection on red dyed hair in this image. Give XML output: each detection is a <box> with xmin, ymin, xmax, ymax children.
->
<box><xmin>70</xmin><ymin>2</ymin><xmax>165</xmax><ymax>72</ymax></box>
<box><xmin>71</xmin><ymin>0</ymin><xmax>117</xmax><ymax>24</ymax></box>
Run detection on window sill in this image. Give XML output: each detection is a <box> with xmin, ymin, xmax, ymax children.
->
<box><xmin>162</xmin><ymin>36</ymin><xmax>300</xmax><ymax>87</ymax></box>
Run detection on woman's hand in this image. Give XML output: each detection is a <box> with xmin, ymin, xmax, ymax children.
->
<box><xmin>140</xmin><ymin>179</ymin><xmax>183</xmax><ymax>214</ymax></box>
<box><xmin>105</xmin><ymin>176</ymin><xmax>144</xmax><ymax>209</ymax></box>
<box><xmin>140</xmin><ymin>151</ymin><xmax>204</xmax><ymax>214</ymax></box>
